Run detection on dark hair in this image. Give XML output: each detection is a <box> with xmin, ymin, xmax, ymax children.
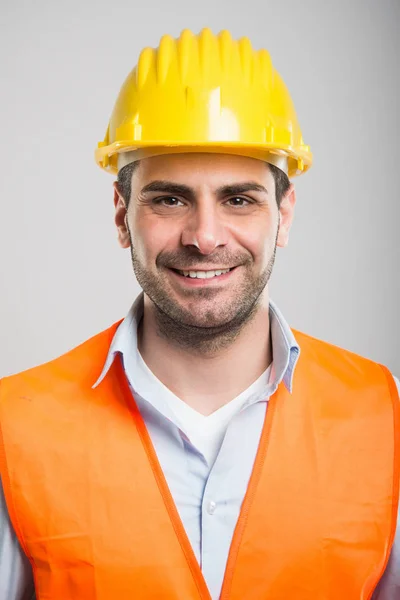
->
<box><xmin>117</xmin><ymin>159</ymin><xmax>290</xmax><ymax>209</ymax></box>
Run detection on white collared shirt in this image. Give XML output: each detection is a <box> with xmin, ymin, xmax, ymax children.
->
<box><xmin>94</xmin><ymin>294</ymin><xmax>278</xmax><ymax>467</ymax></box>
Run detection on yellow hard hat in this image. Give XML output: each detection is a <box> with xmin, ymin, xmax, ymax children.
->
<box><xmin>96</xmin><ymin>28</ymin><xmax>312</xmax><ymax>177</ymax></box>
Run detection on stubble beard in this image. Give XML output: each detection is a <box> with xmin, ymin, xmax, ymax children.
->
<box><xmin>128</xmin><ymin>228</ymin><xmax>279</xmax><ymax>355</ymax></box>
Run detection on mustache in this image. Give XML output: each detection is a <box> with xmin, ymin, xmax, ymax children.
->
<box><xmin>156</xmin><ymin>250</ymin><xmax>252</xmax><ymax>270</ymax></box>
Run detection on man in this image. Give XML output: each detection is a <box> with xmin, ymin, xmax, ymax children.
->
<box><xmin>0</xmin><ymin>28</ymin><xmax>399</xmax><ymax>600</ymax></box>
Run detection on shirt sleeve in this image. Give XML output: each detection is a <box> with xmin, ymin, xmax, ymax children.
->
<box><xmin>372</xmin><ymin>375</ymin><xmax>400</xmax><ymax>599</ymax></box>
<box><xmin>0</xmin><ymin>477</ymin><xmax>35</xmax><ymax>600</ymax></box>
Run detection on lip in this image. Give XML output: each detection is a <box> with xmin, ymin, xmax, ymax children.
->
<box><xmin>168</xmin><ymin>267</ymin><xmax>237</xmax><ymax>286</ymax></box>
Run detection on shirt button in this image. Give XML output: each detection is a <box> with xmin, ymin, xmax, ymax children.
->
<box><xmin>207</xmin><ymin>501</ymin><xmax>216</xmax><ymax>515</ymax></box>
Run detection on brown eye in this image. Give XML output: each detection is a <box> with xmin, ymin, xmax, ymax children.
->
<box><xmin>226</xmin><ymin>197</ymin><xmax>251</xmax><ymax>207</ymax></box>
<box><xmin>154</xmin><ymin>197</ymin><xmax>185</xmax><ymax>207</ymax></box>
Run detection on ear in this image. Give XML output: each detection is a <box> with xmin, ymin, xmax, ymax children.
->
<box><xmin>276</xmin><ymin>184</ymin><xmax>296</xmax><ymax>248</ymax></box>
<box><xmin>113</xmin><ymin>182</ymin><xmax>131</xmax><ymax>249</ymax></box>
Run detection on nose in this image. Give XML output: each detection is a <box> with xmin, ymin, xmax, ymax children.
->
<box><xmin>180</xmin><ymin>198</ymin><xmax>228</xmax><ymax>255</ymax></box>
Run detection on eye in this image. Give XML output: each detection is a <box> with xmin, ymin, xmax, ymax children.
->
<box><xmin>226</xmin><ymin>197</ymin><xmax>252</xmax><ymax>207</ymax></box>
<box><xmin>154</xmin><ymin>196</ymin><xmax>185</xmax><ymax>207</ymax></box>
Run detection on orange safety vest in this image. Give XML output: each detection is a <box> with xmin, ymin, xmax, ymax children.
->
<box><xmin>0</xmin><ymin>322</ymin><xmax>398</xmax><ymax>600</ymax></box>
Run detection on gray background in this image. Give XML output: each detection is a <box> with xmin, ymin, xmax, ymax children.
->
<box><xmin>0</xmin><ymin>0</ymin><xmax>399</xmax><ymax>377</ymax></box>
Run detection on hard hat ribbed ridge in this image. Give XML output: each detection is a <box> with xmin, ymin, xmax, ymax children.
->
<box><xmin>238</xmin><ymin>36</ymin><xmax>253</xmax><ymax>85</ymax></box>
<box><xmin>156</xmin><ymin>34</ymin><xmax>177</xmax><ymax>85</ymax></box>
<box><xmin>177</xmin><ymin>29</ymin><xmax>195</xmax><ymax>83</ymax></box>
<box><xmin>136</xmin><ymin>28</ymin><xmax>273</xmax><ymax>89</ymax></box>
<box><xmin>198</xmin><ymin>28</ymin><xmax>219</xmax><ymax>82</ymax></box>
<box><xmin>136</xmin><ymin>47</ymin><xmax>155</xmax><ymax>90</ymax></box>
<box><xmin>219</xmin><ymin>30</ymin><xmax>233</xmax><ymax>73</ymax></box>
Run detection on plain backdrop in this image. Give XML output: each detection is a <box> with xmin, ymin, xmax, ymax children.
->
<box><xmin>0</xmin><ymin>0</ymin><xmax>399</xmax><ymax>377</ymax></box>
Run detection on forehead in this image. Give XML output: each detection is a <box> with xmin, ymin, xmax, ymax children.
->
<box><xmin>132</xmin><ymin>153</ymin><xmax>274</xmax><ymax>190</ymax></box>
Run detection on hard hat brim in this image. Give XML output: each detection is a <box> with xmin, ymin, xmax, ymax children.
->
<box><xmin>96</xmin><ymin>141</ymin><xmax>312</xmax><ymax>178</ymax></box>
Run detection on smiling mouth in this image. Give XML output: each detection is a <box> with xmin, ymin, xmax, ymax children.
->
<box><xmin>171</xmin><ymin>267</ymin><xmax>235</xmax><ymax>279</ymax></box>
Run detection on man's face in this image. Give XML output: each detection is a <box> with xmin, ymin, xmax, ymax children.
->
<box><xmin>114</xmin><ymin>153</ymin><xmax>295</xmax><ymax>330</ymax></box>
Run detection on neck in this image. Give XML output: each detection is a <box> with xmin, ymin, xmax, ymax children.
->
<box><xmin>137</xmin><ymin>292</ymin><xmax>272</xmax><ymax>415</ymax></box>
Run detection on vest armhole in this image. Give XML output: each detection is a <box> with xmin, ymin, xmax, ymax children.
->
<box><xmin>0</xmin><ymin>378</ymin><xmax>32</xmax><ymax>561</ymax></box>
<box><xmin>373</xmin><ymin>365</ymin><xmax>400</xmax><ymax>593</ymax></box>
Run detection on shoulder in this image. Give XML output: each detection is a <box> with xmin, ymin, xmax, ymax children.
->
<box><xmin>291</xmin><ymin>328</ymin><xmax>398</xmax><ymax>396</ymax></box>
<box><xmin>0</xmin><ymin>320</ymin><xmax>122</xmax><ymax>400</ymax></box>
<box><xmin>292</xmin><ymin>327</ymin><xmax>376</xmax><ymax>363</ymax></box>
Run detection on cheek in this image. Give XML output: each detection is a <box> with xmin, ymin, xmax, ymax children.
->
<box><xmin>131</xmin><ymin>214</ymin><xmax>181</xmax><ymax>263</ymax></box>
<box><xmin>235</xmin><ymin>221</ymin><xmax>276</xmax><ymax>265</ymax></box>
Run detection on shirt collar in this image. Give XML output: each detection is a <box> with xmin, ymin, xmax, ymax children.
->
<box><xmin>92</xmin><ymin>293</ymin><xmax>300</xmax><ymax>393</ymax></box>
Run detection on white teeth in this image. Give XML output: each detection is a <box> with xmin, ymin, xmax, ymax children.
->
<box><xmin>179</xmin><ymin>268</ymin><xmax>231</xmax><ymax>279</ymax></box>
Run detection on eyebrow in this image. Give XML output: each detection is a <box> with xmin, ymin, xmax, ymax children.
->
<box><xmin>139</xmin><ymin>180</ymin><xmax>269</xmax><ymax>199</ymax></box>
